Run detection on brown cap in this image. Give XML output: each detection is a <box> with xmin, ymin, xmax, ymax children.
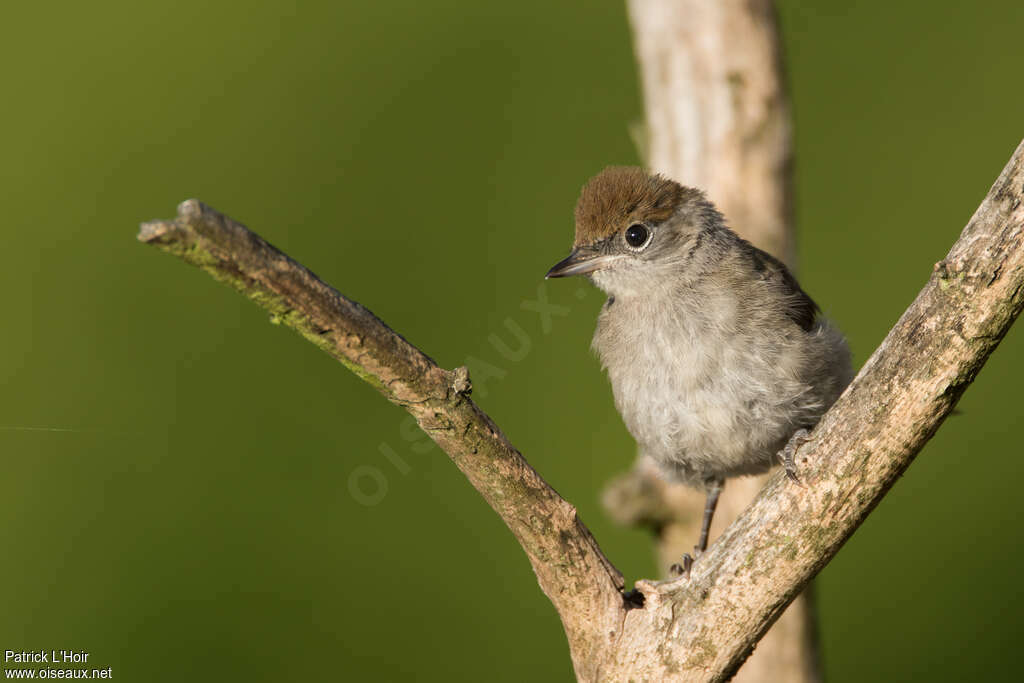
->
<box><xmin>573</xmin><ymin>167</ymin><xmax>697</xmax><ymax>246</ymax></box>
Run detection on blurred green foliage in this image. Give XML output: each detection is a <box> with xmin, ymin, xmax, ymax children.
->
<box><xmin>2</xmin><ymin>1</ymin><xmax>1022</xmax><ymax>680</ymax></box>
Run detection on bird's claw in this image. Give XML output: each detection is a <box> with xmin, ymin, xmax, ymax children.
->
<box><xmin>780</xmin><ymin>428</ymin><xmax>810</xmax><ymax>486</ymax></box>
<box><xmin>669</xmin><ymin>552</ymin><xmax>696</xmax><ymax>579</ymax></box>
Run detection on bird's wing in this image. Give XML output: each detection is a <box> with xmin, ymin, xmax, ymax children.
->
<box><xmin>748</xmin><ymin>246</ymin><xmax>820</xmax><ymax>332</ymax></box>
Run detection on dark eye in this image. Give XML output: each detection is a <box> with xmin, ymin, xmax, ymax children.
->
<box><xmin>624</xmin><ymin>224</ymin><xmax>649</xmax><ymax>249</ymax></box>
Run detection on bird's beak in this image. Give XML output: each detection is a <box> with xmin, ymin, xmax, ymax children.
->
<box><xmin>545</xmin><ymin>247</ymin><xmax>617</xmax><ymax>279</ymax></box>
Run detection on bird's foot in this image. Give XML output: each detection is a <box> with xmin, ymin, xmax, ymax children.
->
<box><xmin>669</xmin><ymin>544</ymin><xmax>707</xmax><ymax>579</ymax></box>
<box><xmin>780</xmin><ymin>428</ymin><xmax>811</xmax><ymax>486</ymax></box>
<box><xmin>669</xmin><ymin>553</ymin><xmax>695</xmax><ymax>579</ymax></box>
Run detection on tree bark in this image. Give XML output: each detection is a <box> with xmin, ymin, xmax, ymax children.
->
<box><xmin>138</xmin><ymin>137</ymin><xmax>1024</xmax><ymax>680</ymax></box>
<box><xmin>618</xmin><ymin>2</ymin><xmax>818</xmax><ymax>680</ymax></box>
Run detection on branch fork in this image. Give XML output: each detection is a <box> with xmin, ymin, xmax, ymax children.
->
<box><xmin>140</xmin><ymin>139</ymin><xmax>1024</xmax><ymax>681</ymax></box>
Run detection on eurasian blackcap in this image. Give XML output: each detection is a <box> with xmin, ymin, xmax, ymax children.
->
<box><xmin>547</xmin><ymin>167</ymin><xmax>852</xmax><ymax>572</ymax></box>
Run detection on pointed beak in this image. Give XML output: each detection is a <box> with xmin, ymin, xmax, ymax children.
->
<box><xmin>545</xmin><ymin>247</ymin><xmax>617</xmax><ymax>279</ymax></box>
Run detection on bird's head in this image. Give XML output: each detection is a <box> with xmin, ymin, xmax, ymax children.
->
<box><xmin>546</xmin><ymin>167</ymin><xmax>719</xmax><ymax>297</ymax></box>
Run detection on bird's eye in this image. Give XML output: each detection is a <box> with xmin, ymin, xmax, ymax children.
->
<box><xmin>624</xmin><ymin>224</ymin><xmax>650</xmax><ymax>249</ymax></box>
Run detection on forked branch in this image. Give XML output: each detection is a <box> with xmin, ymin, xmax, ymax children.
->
<box><xmin>139</xmin><ymin>139</ymin><xmax>1024</xmax><ymax>681</ymax></box>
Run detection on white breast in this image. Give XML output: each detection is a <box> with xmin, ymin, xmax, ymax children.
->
<box><xmin>592</xmin><ymin>286</ymin><xmax>818</xmax><ymax>487</ymax></box>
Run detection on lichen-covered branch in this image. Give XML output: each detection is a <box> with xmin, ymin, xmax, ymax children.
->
<box><xmin>139</xmin><ymin>138</ymin><xmax>1024</xmax><ymax>681</ymax></box>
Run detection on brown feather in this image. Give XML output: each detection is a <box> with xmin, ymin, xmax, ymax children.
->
<box><xmin>574</xmin><ymin>167</ymin><xmax>698</xmax><ymax>246</ymax></box>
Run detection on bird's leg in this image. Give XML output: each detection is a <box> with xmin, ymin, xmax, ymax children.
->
<box><xmin>670</xmin><ymin>479</ymin><xmax>724</xmax><ymax>579</ymax></box>
<box><xmin>695</xmin><ymin>480</ymin><xmax>723</xmax><ymax>555</ymax></box>
<box><xmin>780</xmin><ymin>428</ymin><xmax>811</xmax><ymax>485</ymax></box>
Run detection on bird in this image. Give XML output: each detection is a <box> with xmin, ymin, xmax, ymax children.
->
<box><xmin>546</xmin><ymin>166</ymin><xmax>852</xmax><ymax>574</ymax></box>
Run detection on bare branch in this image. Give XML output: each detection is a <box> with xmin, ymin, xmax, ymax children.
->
<box><xmin>139</xmin><ymin>138</ymin><xmax>1024</xmax><ymax>681</ymax></box>
<box><xmin>138</xmin><ymin>200</ymin><xmax>625</xmax><ymax>676</ymax></box>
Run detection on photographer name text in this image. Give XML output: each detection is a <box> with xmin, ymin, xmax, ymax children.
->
<box><xmin>6</xmin><ymin>651</ymin><xmax>90</xmax><ymax>665</ymax></box>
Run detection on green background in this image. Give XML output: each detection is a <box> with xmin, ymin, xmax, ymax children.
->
<box><xmin>2</xmin><ymin>1</ymin><xmax>1022</xmax><ymax>680</ymax></box>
